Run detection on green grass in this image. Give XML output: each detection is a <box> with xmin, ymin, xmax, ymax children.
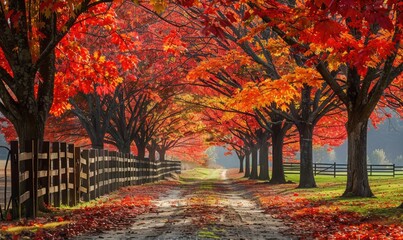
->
<box><xmin>179</xmin><ymin>168</ymin><xmax>223</xmax><ymax>182</ymax></box>
<box><xmin>198</xmin><ymin>227</ymin><xmax>224</xmax><ymax>239</ymax></box>
<box><xmin>283</xmin><ymin>174</ymin><xmax>403</xmax><ymax>221</ymax></box>
<box><xmin>2</xmin><ymin>221</ymin><xmax>71</xmax><ymax>234</ymax></box>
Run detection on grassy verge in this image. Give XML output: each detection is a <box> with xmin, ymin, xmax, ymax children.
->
<box><xmin>284</xmin><ymin>174</ymin><xmax>403</xmax><ymax>220</ymax></box>
<box><xmin>229</xmin><ymin>168</ymin><xmax>403</xmax><ymax>220</ymax></box>
<box><xmin>231</xmin><ymin>170</ymin><xmax>403</xmax><ymax>238</ymax></box>
<box><xmin>179</xmin><ymin>168</ymin><xmax>223</xmax><ymax>182</ymax></box>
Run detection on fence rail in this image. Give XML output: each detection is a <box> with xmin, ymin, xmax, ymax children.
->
<box><xmin>284</xmin><ymin>162</ymin><xmax>403</xmax><ymax>178</ymax></box>
<box><xmin>10</xmin><ymin>140</ymin><xmax>181</xmax><ymax>219</ymax></box>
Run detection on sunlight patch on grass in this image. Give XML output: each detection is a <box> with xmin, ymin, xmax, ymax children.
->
<box><xmin>180</xmin><ymin>168</ymin><xmax>222</xmax><ymax>181</ymax></box>
<box><xmin>2</xmin><ymin>221</ymin><xmax>71</xmax><ymax>234</ymax></box>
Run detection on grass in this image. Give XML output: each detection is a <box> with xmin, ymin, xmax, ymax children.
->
<box><xmin>198</xmin><ymin>227</ymin><xmax>223</xmax><ymax>239</ymax></box>
<box><xmin>1</xmin><ymin>221</ymin><xmax>71</xmax><ymax>234</ymax></box>
<box><xmin>226</xmin><ymin>168</ymin><xmax>402</xmax><ymax>223</ymax></box>
<box><xmin>179</xmin><ymin>168</ymin><xmax>223</xmax><ymax>182</ymax></box>
<box><xmin>282</xmin><ymin>174</ymin><xmax>403</xmax><ymax>222</ymax></box>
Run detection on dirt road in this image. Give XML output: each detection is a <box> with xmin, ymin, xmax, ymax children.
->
<box><xmin>75</xmin><ymin>169</ymin><xmax>293</xmax><ymax>239</ymax></box>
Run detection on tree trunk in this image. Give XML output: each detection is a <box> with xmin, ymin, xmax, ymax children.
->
<box><xmin>14</xmin><ymin>113</ymin><xmax>45</xmax><ymax>149</ymax></box>
<box><xmin>239</xmin><ymin>155</ymin><xmax>244</xmax><ymax>173</ymax></box>
<box><xmin>158</xmin><ymin>149</ymin><xmax>166</xmax><ymax>161</ymax></box>
<box><xmin>343</xmin><ymin>119</ymin><xmax>373</xmax><ymax>197</ymax></box>
<box><xmin>148</xmin><ymin>147</ymin><xmax>156</xmax><ymax>161</ymax></box>
<box><xmin>250</xmin><ymin>146</ymin><xmax>258</xmax><ymax>179</ymax></box>
<box><xmin>258</xmin><ymin>140</ymin><xmax>270</xmax><ymax>180</ymax></box>
<box><xmin>270</xmin><ymin>123</ymin><xmax>286</xmax><ymax>184</ymax></box>
<box><xmin>91</xmin><ymin>139</ymin><xmax>104</xmax><ymax>150</ymax></box>
<box><xmin>137</xmin><ymin>144</ymin><xmax>146</xmax><ymax>160</ymax></box>
<box><xmin>244</xmin><ymin>151</ymin><xmax>250</xmax><ymax>178</ymax></box>
<box><xmin>297</xmin><ymin>122</ymin><xmax>317</xmax><ymax>188</ymax></box>
<box><xmin>117</xmin><ymin>141</ymin><xmax>131</xmax><ymax>155</ymax></box>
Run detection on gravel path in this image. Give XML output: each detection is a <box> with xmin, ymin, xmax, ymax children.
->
<box><xmin>75</xmin><ymin>170</ymin><xmax>293</xmax><ymax>239</ymax></box>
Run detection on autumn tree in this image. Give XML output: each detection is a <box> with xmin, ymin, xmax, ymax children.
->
<box><xmin>261</xmin><ymin>0</ymin><xmax>401</xmax><ymax>196</ymax></box>
<box><xmin>56</xmin><ymin>2</ymin><xmax>140</xmax><ymax>150</ymax></box>
<box><xmin>0</xmin><ymin>0</ymin><xmax>126</xmax><ymax>148</ymax></box>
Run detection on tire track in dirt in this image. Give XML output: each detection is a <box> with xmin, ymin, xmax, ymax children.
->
<box><xmin>75</xmin><ymin>169</ymin><xmax>293</xmax><ymax>239</ymax></box>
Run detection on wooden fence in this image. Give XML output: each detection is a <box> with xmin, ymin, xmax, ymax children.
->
<box><xmin>284</xmin><ymin>162</ymin><xmax>403</xmax><ymax>177</ymax></box>
<box><xmin>10</xmin><ymin>140</ymin><xmax>181</xmax><ymax>219</ymax></box>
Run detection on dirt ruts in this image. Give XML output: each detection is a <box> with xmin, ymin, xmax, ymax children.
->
<box><xmin>74</xmin><ymin>169</ymin><xmax>293</xmax><ymax>239</ymax></box>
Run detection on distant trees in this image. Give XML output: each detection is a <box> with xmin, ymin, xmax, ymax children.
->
<box><xmin>368</xmin><ymin>149</ymin><xmax>391</xmax><ymax>165</ymax></box>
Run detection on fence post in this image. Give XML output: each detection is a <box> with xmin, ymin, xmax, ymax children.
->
<box><xmin>314</xmin><ymin>163</ymin><xmax>317</xmax><ymax>176</ymax></box>
<box><xmin>27</xmin><ymin>140</ymin><xmax>37</xmax><ymax>218</ymax></box>
<box><xmin>333</xmin><ymin>162</ymin><xmax>336</xmax><ymax>178</ymax></box>
<box><xmin>120</xmin><ymin>152</ymin><xmax>124</xmax><ymax>186</ymax></box>
<box><xmin>124</xmin><ymin>153</ymin><xmax>128</xmax><ymax>186</ymax></box>
<box><xmin>81</xmin><ymin>150</ymin><xmax>90</xmax><ymax>202</ymax></box>
<box><xmin>99</xmin><ymin>150</ymin><xmax>104</xmax><ymax>196</ymax></box>
<box><xmin>74</xmin><ymin>147</ymin><xmax>81</xmax><ymax>204</ymax></box>
<box><xmin>60</xmin><ymin>143</ymin><xmax>68</xmax><ymax>206</ymax></box>
<box><xmin>104</xmin><ymin>150</ymin><xmax>110</xmax><ymax>194</ymax></box>
<box><xmin>10</xmin><ymin>141</ymin><xmax>21</xmax><ymax>219</ymax></box>
<box><xmin>41</xmin><ymin>142</ymin><xmax>51</xmax><ymax>207</ymax></box>
<box><xmin>67</xmin><ymin>144</ymin><xmax>75</xmax><ymax>206</ymax></box>
<box><xmin>52</xmin><ymin>142</ymin><xmax>62</xmax><ymax>207</ymax></box>
<box><xmin>393</xmin><ymin>164</ymin><xmax>395</xmax><ymax>177</ymax></box>
<box><xmin>370</xmin><ymin>165</ymin><xmax>372</xmax><ymax>176</ymax></box>
<box><xmin>110</xmin><ymin>151</ymin><xmax>116</xmax><ymax>191</ymax></box>
<box><xmin>89</xmin><ymin>149</ymin><xmax>98</xmax><ymax>200</ymax></box>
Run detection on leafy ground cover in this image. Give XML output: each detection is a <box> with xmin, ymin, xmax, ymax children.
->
<box><xmin>227</xmin><ymin>169</ymin><xmax>403</xmax><ymax>239</ymax></box>
<box><xmin>0</xmin><ymin>181</ymin><xmax>178</xmax><ymax>239</ymax></box>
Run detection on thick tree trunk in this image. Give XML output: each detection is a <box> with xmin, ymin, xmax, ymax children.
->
<box><xmin>244</xmin><ymin>151</ymin><xmax>250</xmax><ymax>178</ymax></box>
<box><xmin>297</xmin><ymin>123</ymin><xmax>317</xmax><ymax>188</ymax></box>
<box><xmin>158</xmin><ymin>149</ymin><xmax>166</xmax><ymax>161</ymax></box>
<box><xmin>343</xmin><ymin>119</ymin><xmax>373</xmax><ymax>197</ymax></box>
<box><xmin>250</xmin><ymin>146</ymin><xmax>258</xmax><ymax>179</ymax></box>
<box><xmin>137</xmin><ymin>144</ymin><xmax>146</xmax><ymax>160</ymax></box>
<box><xmin>91</xmin><ymin>139</ymin><xmax>104</xmax><ymax>150</ymax></box>
<box><xmin>148</xmin><ymin>147</ymin><xmax>156</xmax><ymax>161</ymax></box>
<box><xmin>14</xmin><ymin>113</ymin><xmax>45</xmax><ymax>149</ymax></box>
<box><xmin>270</xmin><ymin>123</ymin><xmax>286</xmax><ymax>184</ymax></box>
<box><xmin>258</xmin><ymin>140</ymin><xmax>270</xmax><ymax>180</ymax></box>
<box><xmin>117</xmin><ymin>141</ymin><xmax>131</xmax><ymax>155</ymax></box>
<box><xmin>239</xmin><ymin>155</ymin><xmax>244</xmax><ymax>173</ymax></box>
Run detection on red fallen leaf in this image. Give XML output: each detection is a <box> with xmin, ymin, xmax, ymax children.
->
<box><xmin>57</xmin><ymin>216</ymin><xmax>64</xmax><ymax>222</ymax></box>
<box><xmin>293</xmin><ymin>193</ymin><xmax>299</xmax><ymax>196</ymax></box>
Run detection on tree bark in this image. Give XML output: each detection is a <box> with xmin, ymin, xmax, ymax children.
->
<box><xmin>343</xmin><ymin>119</ymin><xmax>373</xmax><ymax>197</ymax></box>
<box><xmin>297</xmin><ymin>122</ymin><xmax>317</xmax><ymax>188</ymax></box>
<box><xmin>14</xmin><ymin>112</ymin><xmax>45</xmax><ymax>149</ymax></box>
<box><xmin>258</xmin><ymin>140</ymin><xmax>270</xmax><ymax>180</ymax></box>
<box><xmin>270</xmin><ymin>123</ymin><xmax>286</xmax><ymax>184</ymax></box>
<box><xmin>250</xmin><ymin>145</ymin><xmax>258</xmax><ymax>179</ymax></box>
<box><xmin>148</xmin><ymin>147</ymin><xmax>156</xmax><ymax>161</ymax></box>
<box><xmin>239</xmin><ymin>155</ymin><xmax>244</xmax><ymax>173</ymax></box>
<box><xmin>244</xmin><ymin>151</ymin><xmax>250</xmax><ymax>178</ymax></box>
<box><xmin>158</xmin><ymin>148</ymin><xmax>166</xmax><ymax>161</ymax></box>
<box><xmin>91</xmin><ymin>139</ymin><xmax>104</xmax><ymax>150</ymax></box>
<box><xmin>117</xmin><ymin>141</ymin><xmax>131</xmax><ymax>155</ymax></box>
<box><xmin>136</xmin><ymin>144</ymin><xmax>146</xmax><ymax>160</ymax></box>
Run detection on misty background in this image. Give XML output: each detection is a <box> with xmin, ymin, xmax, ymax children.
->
<box><xmin>210</xmin><ymin>117</ymin><xmax>403</xmax><ymax>168</ymax></box>
<box><xmin>0</xmin><ymin>117</ymin><xmax>401</xmax><ymax>167</ymax></box>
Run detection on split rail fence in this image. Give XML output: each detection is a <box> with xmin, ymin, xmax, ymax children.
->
<box><xmin>284</xmin><ymin>162</ymin><xmax>403</xmax><ymax>177</ymax></box>
<box><xmin>10</xmin><ymin>140</ymin><xmax>181</xmax><ymax>219</ymax></box>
